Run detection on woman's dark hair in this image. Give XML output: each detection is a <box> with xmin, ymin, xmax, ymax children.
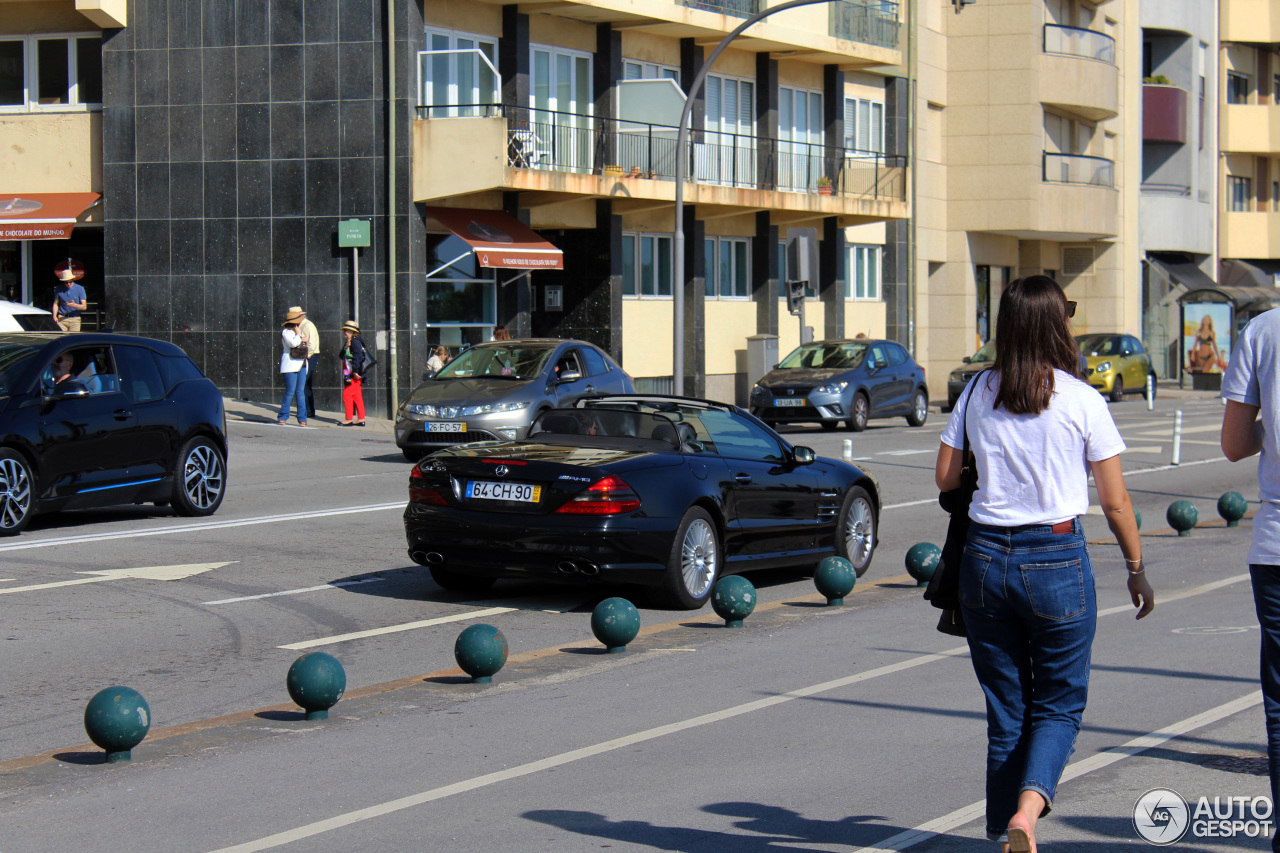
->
<box><xmin>991</xmin><ymin>275</ymin><xmax>1080</xmax><ymax>415</ymax></box>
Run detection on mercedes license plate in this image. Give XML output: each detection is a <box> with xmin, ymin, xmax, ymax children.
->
<box><xmin>773</xmin><ymin>398</ymin><xmax>807</xmax><ymax>407</ymax></box>
<box><xmin>427</xmin><ymin>422</ymin><xmax>467</xmax><ymax>432</ymax></box>
<box><xmin>467</xmin><ymin>481</ymin><xmax>541</xmax><ymax>502</ymax></box>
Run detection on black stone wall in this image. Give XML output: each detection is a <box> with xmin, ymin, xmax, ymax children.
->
<box><xmin>101</xmin><ymin>0</ymin><xmax>423</xmax><ymax>416</ymax></box>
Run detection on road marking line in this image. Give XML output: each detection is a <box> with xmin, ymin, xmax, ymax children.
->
<box><xmin>278</xmin><ymin>607</ymin><xmax>517</xmax><ymax>650</ymax></box>
<box><xmin>1096</xmin><ymin>573</ymin><xmax>1247</xmax><ymax>617</ymax></box>
<box><xmin>1135</xmin><ymin>423</ymin><xmax>1223</xmax><ymax>437</ymax></box>
<box><xmin>205</xmin><ymin>578</ymin><xmax>385</xmax><ymax>605</ymax></box>
<box><xmin>0</xmin><ymin>562</ymin><xmax>235</xmax><ymax>596</ymax></box>
<box><xmin>1119</xmin><ymin>456</ymin><xmax>1227</xmax><ymax>476</ymax></box>
<box><xmin>1124</xmin><ymin>445</ymin><xmax>1164</xmax><ymax>454</ymax></box>
<box><xmin>0</xmin><ymin>503</ymin><xmax>405</xmax><ymax>552</ymax></box>
<box><xmin>850</xmin><ymin>691</ymin><xmax>1262</xmax><ymax>852</ymax></box>
<box><xmin>878</xmin><ymin>449</ymin><xmax>933</xmax><ymax>456</ymax></box>
<box><xmin>884</xmin><ymin>498</ymin><xmax>937</xmax><ymax>510</ymax></box>
<box><xmin>212</xmin><ymin>573</ymin><xmax>1252</xmax><ymax>852</ymax></box>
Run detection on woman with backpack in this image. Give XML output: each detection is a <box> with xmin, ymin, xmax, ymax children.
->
<box><xmin>339</xmin><ymin>320</ymin><xmax>370</xmax><ymax>426</ymax></box>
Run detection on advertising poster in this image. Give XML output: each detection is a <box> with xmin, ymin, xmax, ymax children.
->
<box><xmin>1183</xmin><ymin>302</ymin><xmax>1232</xmax><ymax>374</ymax></box>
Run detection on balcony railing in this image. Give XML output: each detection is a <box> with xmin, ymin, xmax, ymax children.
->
<box><xmin>1140</xmin><ymin>182</ymin><xmax>1191</xmax><ymax>197</ymax></box>
<box><xmin>675</xmin><ymin>0</ymin><xmax>763</xmax><ymax>17</ymax></box>
<box><xmin>1043</xmin><ymin>152</ymin><xmax>1115</xmax><ymax>187</ymax></box>
<box><xmin>830</xmin><ymin>0</ymin><xmax>899</xmax><ymax>49</ymax></box>
<box><xmin>1043</xmin><ymin>24</ymin><xmax>1116</xmax><ymax>64</ymax></box>
<box><xmin>417</xmin><ymin>104</ymin><xmax>907</xmax><ymax>202</ymax></box>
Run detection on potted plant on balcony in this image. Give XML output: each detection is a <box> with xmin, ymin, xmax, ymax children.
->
<box><xmin>816</xmin><ymin>175</ymin><xmax>833</xmax><ymax>196</ymax></box>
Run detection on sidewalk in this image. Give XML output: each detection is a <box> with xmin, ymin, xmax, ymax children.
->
<box><xmin>222</xmin><ymin>396</ymin><xmax>396</xmax><ymax>435</ymax></box>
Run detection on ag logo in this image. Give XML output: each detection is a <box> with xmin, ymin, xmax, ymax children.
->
<box><xmin>1134</xmin><ymin>788</ymin><xmax>1190</xmax><ymax>845</ymax></box>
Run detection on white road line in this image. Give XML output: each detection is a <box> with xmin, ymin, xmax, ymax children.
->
<box><xmin>1120</xmin><ymin>456</ymin><xmax>1227</xmax><ymax>476</ymax></box>
<box><xmin>1135</xmin><ymin>424</ymin><xmax>1223</xmax><ymax>437</ymax></box>
<box><xmin>878</xmin><ymin>449</ymin><xmax>933</xmax><ymax>457</ymax></box>
<box><xmin>850</xmin><ymin>691</ymin><xmax>1262</xmax><ymax>853</ymax></box>
<box><xmin>0</xmin><ymin>503</ymin><xmax>405</xmax><ymax>552</ymax></box>
<box><xmin>1123</xmin><ymin>445</ymin><xmax>1165</xmax><ymax>454</ymax></box>
<box><xmin>278</xmin><ymin>607</ymin><xmax>517</xmax><ymax>651</ymax></box>
<box><xmin>211</xmin><ymin>573</ymin><xmax>1251</xmax><ymax>853</ymax></box>
<box><xmin>1096</xmin><ymin>573</ymin><xmax>1247</xmax><ymax>617</ymax></box>
<box><xmin>205</xmin><ymin>578</ymin><xmax>385</xmax><ymax>605</ymax></box>
<box><xmin>884</xmin><ymin>498</ymin><xmax>938</xmax><ymax>510</ymax></box>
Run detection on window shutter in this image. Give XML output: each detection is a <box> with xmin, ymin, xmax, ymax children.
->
<box><xmin>857</xmin><ymin>100</ymin><xmax>870</xmax><ymax>152</ymax></box>
<box><xmin>871</xmin><ymin>102</ymin><xmax>883</xmax><ymax>153</ymax></box>
<box><xmin>707</xmin><ymin>76</ymin><xmax>722</xmax><ymax>133</ymax></box>
<box><xmin>1062</xmin><ymin>246</ymin><xmax>1095</xmax><ymax>276</ymax></box>
<box><xmin>844</xmin><ymin>98</ymin><xmax>856</xmax><ymax>148</ymax></box>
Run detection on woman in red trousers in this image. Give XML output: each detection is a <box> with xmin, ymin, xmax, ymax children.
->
<box><xmin>339</xmin><ymin>320</ymin><xmax>368</xmax><ymax>426</ymax></box>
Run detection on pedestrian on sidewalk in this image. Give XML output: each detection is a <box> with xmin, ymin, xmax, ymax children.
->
<box><xmin>278</xmin><ymin>308</ymin><xmax>308</xmax><ymax>426</ymax></box>
<box><xmin>338</xmin><ymin>320</ymin><xmax>368</xmax><ymax>426</ymax></box>
<box><xmin>1221</xmin><ymin>309</ymin><xmax>1280</xmax><ymax>853</ymax></box>
<box><xmin>290</xmin><ymin>306</ymin><xmax>321</xmax><ymax>419</ymax></box>
<box><xmin>52</xmin><ymin>262</ymin><xmax>87</xmax><ymax>333</ymax></box>
<box><xmin>935</xmin><ymin>275</ymin><xmax>1154</xmax><ymax>853</ymax></box>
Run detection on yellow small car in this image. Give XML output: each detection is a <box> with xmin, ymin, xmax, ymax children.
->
<box><xmin>1076</xmin><ymin>333</ymin><xmax>1155</xmax><ymax>403</ymax></box>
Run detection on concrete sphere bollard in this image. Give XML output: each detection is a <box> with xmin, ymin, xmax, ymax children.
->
<box><xmin>815</xmin><ymin>555</ymin><xmax>857</xmax><ymax>604</ymax></box>
<box><xmin>1167</xmin><ymin>500</ymin><xmax>1198</xmax><ymax>537</ymax></box>
<box><xmin>591</xmin><ymin>597</ymin><xmax>641</xmax><ymax>653</ymax></box>
<box><xmin>454</xmin><ymin>623</ymin><xmax>509</xmax><ymax>683</ymax></box>
<box><xmin>286</xmin><ymin>652</ymin><xmax>347</xmax><ymax>720</ymax></box>
<box><xmin>904</xmin><ymin>543</ymin><xmax>941</xmax><ymax>587</ymax></box>
<box><xmin>711</xmin><ymin>576</ymin><xmax>756</xmax><ymax>627</ymax></box>
<box><xmin>84</xmin><ymin>686</ymin><xmax>151</xmax><ymax>763</ymax></box>
<box><xmin>1218</xmin><ymin>491</ymin><xmax>1248</xmax><ymax>528</ymax></box>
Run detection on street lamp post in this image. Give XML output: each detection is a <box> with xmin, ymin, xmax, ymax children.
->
<box><xmin>672</xmin><ymin>0</ymin><xmax>842</xmax><ymax>395</ymax></box>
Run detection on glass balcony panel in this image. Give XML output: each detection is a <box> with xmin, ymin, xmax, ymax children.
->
<box><xmin>674</xmin><ymin>0</ymin><xmax>763</xmax><ymax>18</ymax></box>
<box><xmin>1042</xmin><ymin>152</ymin><xmax>1115</xmax><ymax>187</ymax></box>
<box><xmin>1042</xmin><ymin>24</ymin><xmax>1115</xmax><ymax>64</ymax></box>
<box><xmin>829</xmin><ymin>0</ymin><xmax>900</xmax><ymax>49</ymax></box>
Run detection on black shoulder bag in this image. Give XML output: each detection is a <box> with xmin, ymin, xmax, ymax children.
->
<box><xmin>923</xmin><ymin>371</ymin><xmax>985</xmax><ymax>638</ymax></box>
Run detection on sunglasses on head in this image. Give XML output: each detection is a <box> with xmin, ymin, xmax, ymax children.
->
<box><xmin>1066</xmin><ymin>301</ymin><xmax>1077</xmax><ymax>318</ymax></box>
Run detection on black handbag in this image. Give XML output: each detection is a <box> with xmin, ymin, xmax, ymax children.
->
<box><xmin>924</xmin><ymin>372</ymin><xmax>984</xmax><ymax>638</ymax></box>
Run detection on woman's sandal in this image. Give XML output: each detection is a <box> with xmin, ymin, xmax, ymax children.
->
<box><xmin>1006</xmin><ymin>826</ymin><xmax>1033</xmax><ymax>853</ymax></box>
<box><xmin>339</xmin><ymin>421</ymin><xmax>354</xmax><ymax>426</ymax></box>
<box><xmin>356</xmin><ymin>421</ymin><xmax>366</xmax><ymax>427</ymax></box>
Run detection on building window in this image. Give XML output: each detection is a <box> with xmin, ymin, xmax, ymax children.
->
<box><xmin>623</xmin><ymin>61</ymin><xmax>678</xmax><ymax>82</ymax></box>
<box><xmin>0</xmin><ymin>34</ymin><xmax>101</xmax><ymax>112</ymax></box>
<box><xmin>622</xmin><ymin>233</ymin><xmax>673</xmax><ymax>297</ymax></box>
<box><xmin>844</xmin><ymin>97</ymin><xmax>884</xmax><ymax>154</ymax></box>
<box><xmin>1227</xmin><ymin>71</ymin><xmax>1252</xmax><ymax>105</ymax></box>
<box><xmin>779</xmin><ymin>87</ymin><xmax>824</xmax><ymax>191</ymax></box>
<box><xmin>419</xmin><ymin>30</ymin><xmax>498</xmax><ymax>117</ymax></box>
<box><xmin>703</xmin><ymin>237</ymin><xmax>750</xmax><ymax>298</ymax></box>
<box><xmin>846</xmin><ymin>245</ymin><xmax>881</xmax><ymax>300</ymax></box>
<box><xmin>1228</xmin><ymin>176</ymin><xmax>1253</xmax><ymax>212</ymax></box>
<box><xmin>1273</xmin><ymin>181</ymin><xmax>1279</xmax><ymax>212</ymax></box>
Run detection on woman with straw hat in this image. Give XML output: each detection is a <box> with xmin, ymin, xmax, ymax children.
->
<box><xmin>278</xmin><ymin>308</ymin><xmax>309</xmax><ymax>426</ymax></box>
<box><xmin>338</xmin><ymin>320</ymin><xmax>368</xmax><ymax>426</ymax></box>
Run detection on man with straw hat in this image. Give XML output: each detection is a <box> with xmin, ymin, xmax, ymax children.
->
<box><xmin>53</xmin><ymin>260</ymin><xmax>87</xmax><ymax>333</ymax></box>
<box><xmin>288</xmin><ymin>306</ymin><xmax>321</xmax><ymax>419</ymax></box>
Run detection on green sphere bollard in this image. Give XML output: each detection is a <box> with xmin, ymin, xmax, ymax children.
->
<box><xmin>1134</xmin><ymin>508</ymin><xmax>1142</xmax><ymax>531</ymax></box>
<box><xmin>814</xmin><ymin>555</ymin><xmax>857</xmax><ymax>604</ymax></box>
<box><xmin>711</xmin><ymin>576</ymin><xmax>756</xmax><ymax>627</ymax></box>
<box><xmin>84</xmin><ymin>686</ymin><xmax>151</xmax><ymax>763</ymax></box>
<box><xmin>591</xmin><ymin>597</ymin><xmax>641</xmax><ymax>653</ymax></box>
<box><xmin>286</xmin><ymin>652</ymin><xmax>346</xmax><ymax>720</ymax></box>
<box><xmin>454</xmin><ymin>623</ymin><xmax>509</xmax><ymax>683</ymax></box>
<box><xmin>1218</xmin><ymin>491</ymin><xmax>1248</xmax><ymax>528</ymax></box>
<box><xmin>904</xmin><ymin>543</ymin><xmax>941</xmax><ymax>587</ymax></box>
<box><xmin>1167</xmin><ymin>500</ymin><xmax>1198</xmax><ymax>537</ymax></box>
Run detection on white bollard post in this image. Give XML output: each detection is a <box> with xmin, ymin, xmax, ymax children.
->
<box><xmin>1146</xmin><ymin>374</ymin><xmax>1155</xmax><ymax>411</ymax></box>
<box><xmin>842</xmin><ymin>439</ymin><xmax>853</xmax><ymax>462</ymax></box>
<box><xmin>1171</xmin><ymin>409</ymin><xmax>1183</xmax><ymax>466</ymax></box>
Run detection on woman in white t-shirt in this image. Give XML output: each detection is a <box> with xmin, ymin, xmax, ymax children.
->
<box><xmin>935</xmin><ymin>275</ymin><xmax>1154</xmax><ymax>853</ymax></box>
<box><xmin>278</xmin><ymin>308</ymin><xmax>309</xmax><ymax>426</ymax></box>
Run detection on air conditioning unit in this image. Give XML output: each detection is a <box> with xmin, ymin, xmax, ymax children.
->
<box><xmin>1062</xmin><ymin>246</ymin><xmax>1095</xmax><ymax>276</ymax></box>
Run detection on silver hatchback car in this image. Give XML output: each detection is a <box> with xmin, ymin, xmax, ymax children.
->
<box><xmin>395</xmin><ymin>339</ymin><xmax>634</xmax><ymax>461</ymax></box>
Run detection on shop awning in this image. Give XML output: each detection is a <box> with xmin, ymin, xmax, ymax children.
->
<box><xmin>1148</xmin><ymin>256</ymin><xmax>1216</xmax><ymax>292</ymax></box>
<box><xmin>0</xmin><ymin>193</ymin><xmax>101</xmax><ymax>240</ymax></box>
<box><xmin>427</xmin><ymin>207</ymin><xmax>563</xmax><ymax>271</ymax></box>
<box><xmin>1217</xmin><ymin>259</ymin><xmax>1280</xmax><ymax>311</ymax></box>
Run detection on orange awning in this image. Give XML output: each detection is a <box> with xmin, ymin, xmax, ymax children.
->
<box><xmin>0</xmin><ymin>193</ymin><xmax>101</xmax><ymax>240</ymax></box>
<box><xmin>427</xmin><ymin>207</ymin><xmax>563</xmax><ymax>271</ymax></box>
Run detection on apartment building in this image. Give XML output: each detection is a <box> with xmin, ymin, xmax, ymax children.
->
<box><xmin>913</xmin><ymin>0</ymin><xmax>1135</xmax><ymax>393</ymax></box>
<box><xmin>1218</xmin><ymin>0</ymin><xmax>1280</xmax><ymax>357</ymax></box>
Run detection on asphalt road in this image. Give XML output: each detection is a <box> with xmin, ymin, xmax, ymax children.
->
<box><xmin>1</xmin><ymin>388</ymin><xmax>1272</xmax><ymax>851</ymax></box>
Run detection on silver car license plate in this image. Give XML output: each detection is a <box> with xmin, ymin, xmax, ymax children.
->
<box><xmin>427</xmin><ymin>422</ymin><xmax>467</xmax><ymax>432</ymax></box>
<box><xmin>466</xmin><ymin>481</ymin><xmax>542</xmax><ymax>502</ymax></box>
<box><xmin>773</xmin><ymin>398</ymin><xmax>807</xmax><ymax>407</ymax></box>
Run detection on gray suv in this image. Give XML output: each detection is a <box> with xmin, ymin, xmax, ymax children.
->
<box><xmin>395</xmin><ymin>339</ymin><xmax>634</xmax><ymax>461</ymax></box>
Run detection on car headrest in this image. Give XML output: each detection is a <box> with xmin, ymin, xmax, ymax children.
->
<box><xmin>649</xmin><ymin>422</ymin><xmax>678</xmax><ymax>445</ymax></box>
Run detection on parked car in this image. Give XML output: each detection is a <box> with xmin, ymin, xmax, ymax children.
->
<box><xmin>1076</xmin><ymin>333</ymin><xmax>1156</xmax><ymax>402</ymax></box>
<box><xmin>404</xmin><ymin>395</ymin><xmax>880</xmax><ymax>609</ymax></box>
<box><xmin>946</xmin><ymin>340</ymin><xmax>996</xmax><ymax>411</ymax></box>
<box><xmin>395</xmin><ymin>339</ymin><xmax>634</xmax><ymax>462</ymax></box>
<box><xmin>0</xmin><ymin>300</ymin><xmax>59</xmax><ymax>332</ymax></box>
<box><xmin>0</xmin><ymin>332</ymin><xmax>227</xmax><ymax>535</ymax></box>
<box><xmin>749</xmin><ymin>338</ymin><xmax>929</xmax><ymax>432</ymax></box>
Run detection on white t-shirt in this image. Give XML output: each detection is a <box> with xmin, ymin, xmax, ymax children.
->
<box><xmin>941</xmin><ymin>369</ymin><xmax>1126</xmax><ymax>527</ymax></box>
<box><xmin>1222</xmin><ymin>307</ymin><xmax>1280</xmax><ymax>565</ymax></box>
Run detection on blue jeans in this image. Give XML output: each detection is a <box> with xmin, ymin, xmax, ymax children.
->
<box><xmin>1250</xmin><ymin>564</ymin><xmax>1280</xmax><ymax>853</ymax></box>
<box><xmin>279</xmin><ymin>365</ymin><xmax>307</xmax><ymax>422</ymax></box>
<box><xmin>960</xmin><ymin>518</ymin><xmax>1097</xmax><ymax>840</ymax></box>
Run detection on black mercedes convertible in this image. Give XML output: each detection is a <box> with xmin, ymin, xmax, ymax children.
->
<box><xmin>404</xmin><ymin>395</ymin><xmax>880</xmax><ymax>609</ymax></box>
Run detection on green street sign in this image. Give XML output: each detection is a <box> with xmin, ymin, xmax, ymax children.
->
<box><xmin>338</xmin><ymin>219</ymin><xmax>370</xmax><ymax>248</ymax></box>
